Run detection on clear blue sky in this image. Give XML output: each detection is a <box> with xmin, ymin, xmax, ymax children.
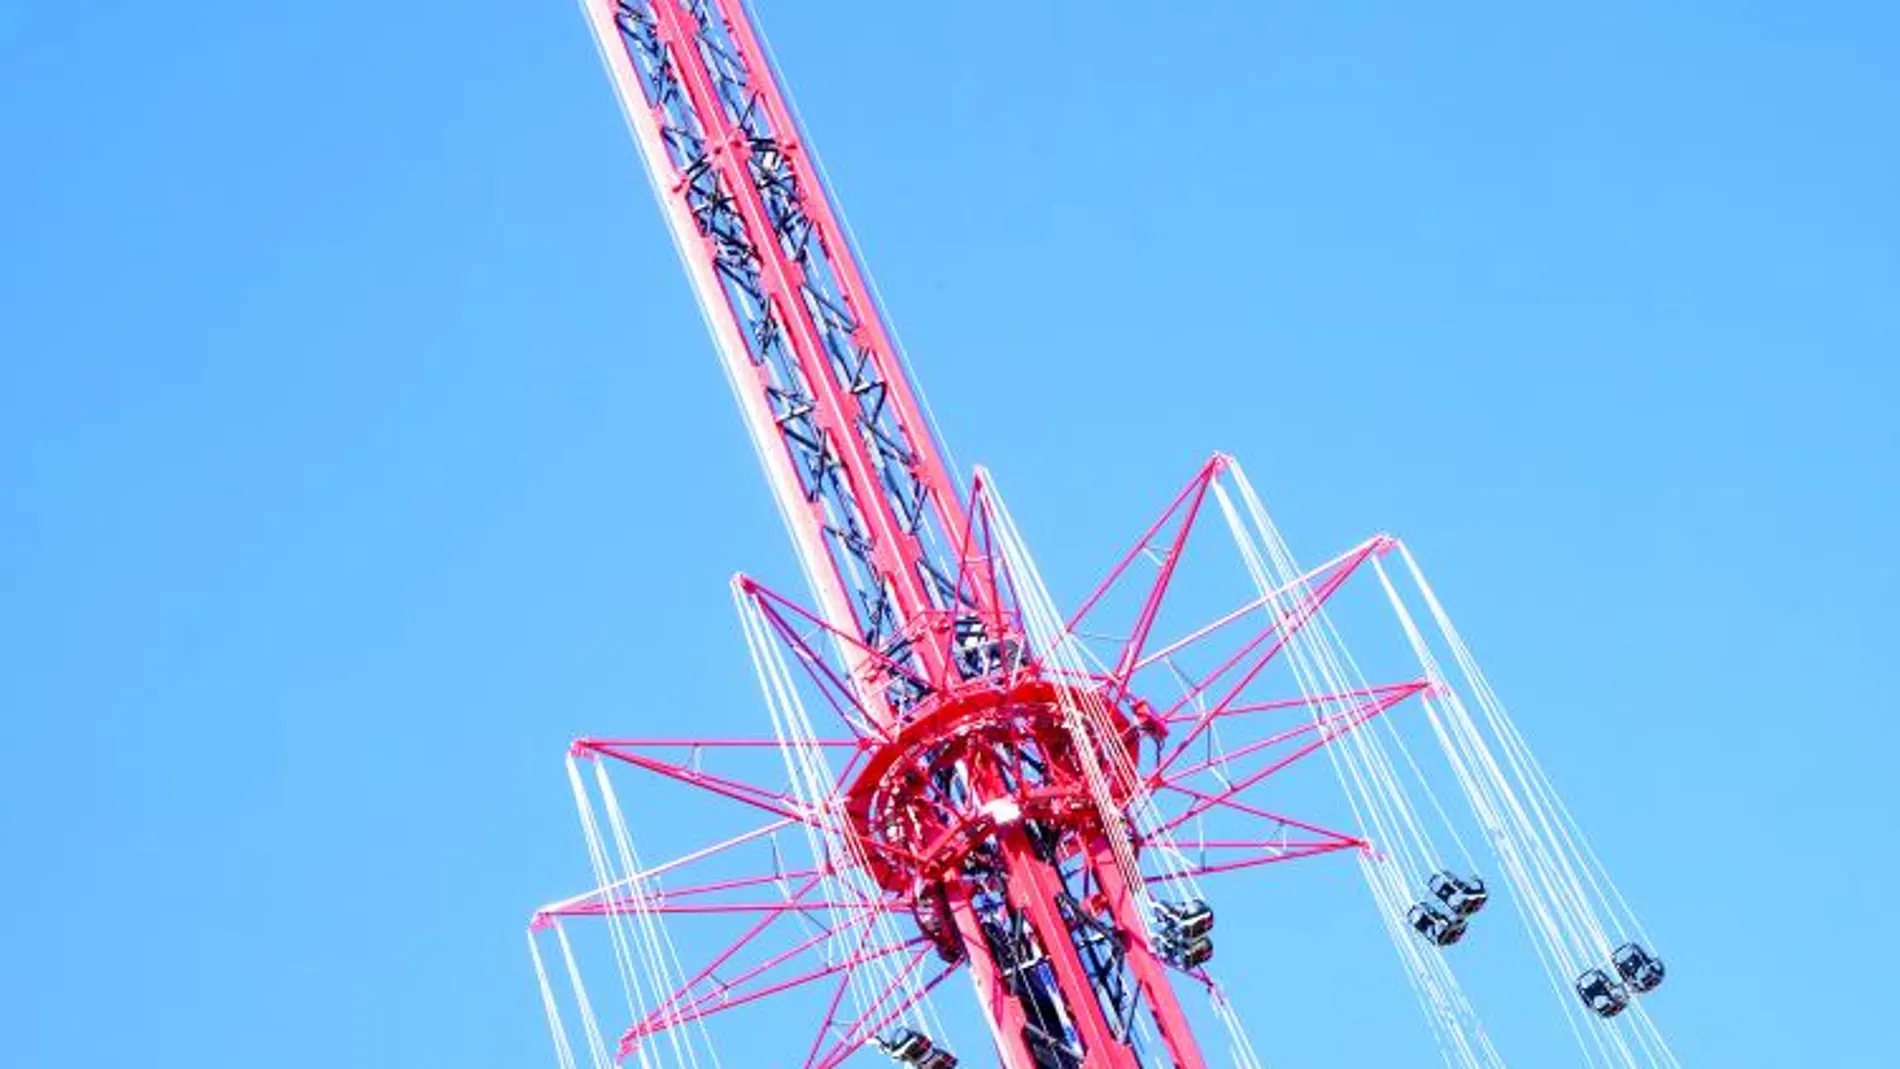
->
<box><xmin>2</xmin><ymin>1</ymin><xmax>1895</xmax><ymax>1066</ymax></box>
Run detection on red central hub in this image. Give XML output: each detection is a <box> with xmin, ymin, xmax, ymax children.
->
<box><xmin>843</xmin><ymin>678</ymin><xmax>1154</xmax><ymax>894</ymax></box>
<box><xmin>834</xmin><ymin>677</ymin><xmax>1207</xmax><ymax>1068</ymax></box>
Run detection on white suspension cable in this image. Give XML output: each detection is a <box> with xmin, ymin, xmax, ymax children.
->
<box><xmin>734</xmin><ymin>581</ymin><xmax>950</xmax><ymax>1049</ymax></box>
<box><xmin>531</xmin><ymin>929</ymin><xmax>583</xmax><ymax>1069</ymax></box>
<box><xmin>1213</xmin><ymin>460</ymin><xmax>1505</xmax><ymax>1069</ymax></box>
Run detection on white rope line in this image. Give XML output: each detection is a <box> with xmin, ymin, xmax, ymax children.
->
<box><xmin>566</xmin><ymin>758</ymin><xmax>662</xmax><ymax>1054</ymax></box>
<box><xmin>531</xmin><ymin>930</ymin><xmax>583</xmax><ymax>1069</ymax></box>
<box><xmin>1374</xmin><ymin>540</ymin><xmax>1677</xmax><ymax>1068</ymax></box>
<box><xmin>981</xmin><ymin>471</ymin><xmax>1156</xmax><ymax>905</ymax></box>
<box><xmin>1209</xmin><ymin>982</ymin><xmax>1269</xmax><ymax>1069</ymax></box>
<box><xmin>595</xmin><ymin>761</ymin><xmax>725</xmax><ymax>1069</ymax></box>
<box><xmin>556</xmin><ymin>920</ymin><xmax>620</xmax><ymax>1069</ymax></box>
<box><xmin>978</xmin><ymin>469</ymin><xmax>1285</xmax><ymax>1065</ymax></box>
<box><xmin>1214</xmin><ymin>460</ymin><xmax>1504</xmax><ymax>1069</ymax></box>
<box><xmin>987</xmin><ymin>472</ymin><xmax>1218</xmax><ymax>907</ymax></box>
<box><xmin>735</xmin><ymin>581</ymin><xmax>950</xmax><ymax>1049</ymax></box>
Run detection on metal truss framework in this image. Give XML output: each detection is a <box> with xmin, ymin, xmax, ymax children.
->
<box><xmin>597</xmin><ymin>0</ymin><xmax>992</xmax><ymax>719</ymax></box>
<box><xmin>546</xmin><ymin>3</ymin><xmax>1421</xmax><ymax>1067</ymax></box>
<box><xmin>535</xmin><ymin>444</ymin><xmax>1429</xmax><ymax>1067</ymax></box>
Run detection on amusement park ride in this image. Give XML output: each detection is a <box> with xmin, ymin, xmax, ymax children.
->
<box><xmin>528</xmin><ymin>3</ymin><xmax>1678</xmax><ymax>1068</ymax></box>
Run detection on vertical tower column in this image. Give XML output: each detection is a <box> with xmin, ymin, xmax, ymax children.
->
<box><xmin>996</xmin><ymin>828</ymin><xmax>1146</xmax><ymax>1069</ymax></box>
<box><xmin>638</xmin><ymin>0</ymin><xmax>948</xmax><ymax>679</ymax></box>
<box><xmin>1087</xmin><ymin>839</ymin><xmax>1210</xmax><ymax>1068</ymax></box>
<box><xmin>586</xmin><ymin>0</ymin><xmax>1010</xmax><ymax>714</ymax></box>
<box><xmin>581</xmin><ymin>3</ymin><xmax>1219</xmax><ymax>1066</ymax></box>
<box><xmin>947</xmin><ymin>886</ymin><xmax>1040</xmax><ymax>1069</ymax></box>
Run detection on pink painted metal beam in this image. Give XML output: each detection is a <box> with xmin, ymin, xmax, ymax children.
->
<box><xmin>1066</xmin><ymin>455</ymin><xmax>1226</xmax><ymax>635</ymax></box>
<box><xmin>580</xmin><ymin>742</ymin><xmax>816</xmax><ymax>825</ymax></box>
<box><xmin>1153</xmin><ymin>684</ymin><xmax>1414</xmax><ymax>836</ymax></box>
<box><xmin>810</xmin><ymin>965</ymin><xmax>962</xmax><ymax>1069</ymax></box>
<box><xmin>1150</xmin><ymin>841</ymin><xmax>1362</xmax><ymax>881</ymax></box>
<box><xmin>1152</xmin><ymin>543</ymin><xmax>1385</xmax><ymax>771</ymax></box>
<box><xmin>620</xmin><ymin>934</ymin><xmax>926</xmax><ymax>1049</ymax></box>
<box><xmin>1156</xmin><ymin>682</ymin><xmax>1430</xmax><ymax>781</ymax></box>
<box><xmin>1132</xmin><ymin>536</ymin><xmax>1393</xmax><ymax>674</ymax></box>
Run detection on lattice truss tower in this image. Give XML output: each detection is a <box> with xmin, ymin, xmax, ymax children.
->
<box><xmin>528</xmin><ymin>5</ymin><xmax>1680</xmax><ymax>1069</ymax></box>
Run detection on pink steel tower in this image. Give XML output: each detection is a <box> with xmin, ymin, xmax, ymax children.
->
<box><xmin>544</xmin><ymin>3</ymin><xmax>1400</xmax><ymax>1067</ymax></box>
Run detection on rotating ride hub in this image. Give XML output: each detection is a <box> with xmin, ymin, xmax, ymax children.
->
<box><xmin>843</xmin><ymin>677</ymin><xmax>1211</xmax><ymax>1068</ymax></box>
<box><xmin>526</xmin><ymin>0</ymin><xmax>1682</xmax><ymax>1065</ymax></box>
<box><xmin>844</xmin><ymin>677</ymin><xmax>1153</xmax><ymax>903</ymax></box>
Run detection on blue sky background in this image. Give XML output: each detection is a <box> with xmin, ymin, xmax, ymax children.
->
<box><xmin>2</xmin><ymin>0</ymin><xmax>1895</xmax><ymax>1066</ymax></box>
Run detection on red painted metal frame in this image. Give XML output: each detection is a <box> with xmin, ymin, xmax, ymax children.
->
<box><xmin>536</xmin><ymin>454</ymin><xmax>1430</xmax><ymax>1067</ymax></box>
<box><xmin>560</xmin><ymin>0</ymin><xmax>1426</xmax><ymax>1065</ymax></box>
<box><xmin>660</xmin><ymin>0</ymin><xmax>944</xmax><ymax>685</ymax></box>
<box><xmin>614</xmin><ymin>0</ymin><xmax>999</xmax><ymax>706</ymax></box>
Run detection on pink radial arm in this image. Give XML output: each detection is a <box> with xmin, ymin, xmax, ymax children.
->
<box><xmin>619</xmin><ymin>932</ymin><xmax>928</xmax><ymax>1053</ymax></box>
<box><xmin>1151</xmin><ymin>686</ymin><xmax>1417</xmax><ymax>837</ymax></box>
